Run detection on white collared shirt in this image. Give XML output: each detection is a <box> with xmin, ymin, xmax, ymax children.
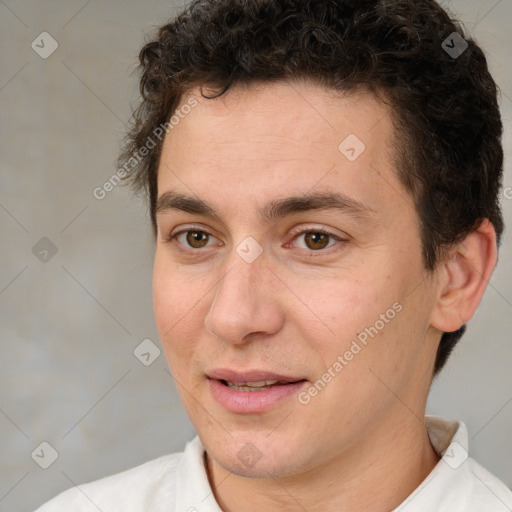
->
<box><xmin>35</xmin><ymin>416</ymin><xmax>512</xmax><ymax>511</ymax></box>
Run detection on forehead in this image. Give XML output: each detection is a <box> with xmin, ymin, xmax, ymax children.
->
<box><xmin>156</xmin><ymin>80</ymin><xmax>408</xmax><ymax>222</ymax></box>
<box><xmin>166</xmin><ymin>80</ymin><xmax>393</xmax><ymax>149</ymax></box>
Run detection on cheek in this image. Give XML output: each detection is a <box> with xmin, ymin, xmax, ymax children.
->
<box><xmin>153</xmin><ymin>253</ymin><xmax>203</xmax><ymax>325</ymax></box>
<box><xmin>152</xmin><ymin>257</ymin><xmax>206</xmax><ymax>362</ymax></box>
<box><xmin>291</xmin><ymin>275</ymin><xmax>390</xmax><ymax>340</ymax></box>
<box><xmin>153</xmin><ymin>266</ymin><xmax>178</xmax><ymax>337</ymax></box>
<box><xmin>290</xmin><ymin>270</ymin><xmax>415</xmax><ymax>381</ymax></box>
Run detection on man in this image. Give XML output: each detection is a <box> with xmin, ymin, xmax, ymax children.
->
<box><xmin>36</xmin><ymin>0</ymin><xmax>511</xmax><ymax>510</ymax></box>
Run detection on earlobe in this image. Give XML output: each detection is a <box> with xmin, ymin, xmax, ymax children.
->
<box><xmin>430</xmin><ymin>219</ymin><xmax>497</xmax><ymax>333</ymax></box>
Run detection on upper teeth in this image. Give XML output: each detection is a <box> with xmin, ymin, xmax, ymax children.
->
<box><xmin>226</xmin><ymin>380</ymin><xmax>281</xmax><ymax>391</ymax></box>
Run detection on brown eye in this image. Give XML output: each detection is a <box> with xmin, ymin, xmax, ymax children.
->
<box><xmin>288</xmin><ymin>227</ymin><xmax>346</xmax><ymax>255</ymax></box>
<box><xmin>184</xmin><ymin>230</ymin><xmax>210</xmax><ymax>248</ymax></box>
<box><xmin>294</xmin><ymin>229</ymin><xmax>343</xmax><ymax>253</ymax></box>
<box><xmin>166</xmin><ymin>228</ymin><xmax>221</xmax><ymax>252</ymax></box>
<box><xmin>303</xmin><ymin>232</ymin><xmax>331</xmax><ymax>250</ymax></box>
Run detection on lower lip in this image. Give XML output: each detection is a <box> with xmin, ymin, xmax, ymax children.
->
<box><xmin>208</xmin><ymin>378</ymin><xmax>307</xmax><ymax>414</ymax></box>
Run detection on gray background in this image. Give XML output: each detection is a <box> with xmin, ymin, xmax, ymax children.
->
<box><xmin>0</xmin><ymin>1</ymin><xmax>510</xmax><ymax>511</ymax></box>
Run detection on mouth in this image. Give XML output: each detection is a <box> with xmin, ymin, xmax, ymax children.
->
<box><xmin>206</xmin><ymin>369</ymin><xmax>308</xmax><ymax>413</ymax></box>
<box><xmin>219</xmin><ymin>379</ymin><xmax>304</xmax><ymax>392</ymax></box>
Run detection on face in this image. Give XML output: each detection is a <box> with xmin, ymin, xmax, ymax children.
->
<box><xmin>153</xmin><ymin>80</ymin><xmax>441</xmax><ymax>479</ymax></box>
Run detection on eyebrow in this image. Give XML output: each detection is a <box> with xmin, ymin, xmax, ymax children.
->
<box><xmin>156</xmin><ymin>190</ymin><xmax>375</xmax><ymax>224</ymax></box>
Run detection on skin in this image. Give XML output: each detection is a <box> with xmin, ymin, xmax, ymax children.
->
<box><xmin>152</xmin><ymin>80</ymin><xmax>497</xmax><ymax>512</ymax></box>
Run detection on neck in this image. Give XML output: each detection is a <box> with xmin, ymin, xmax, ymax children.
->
<box><xmin>205</xmin><ymin>414</ymin><xmax>440</xmax><ymax>512</ymax></box>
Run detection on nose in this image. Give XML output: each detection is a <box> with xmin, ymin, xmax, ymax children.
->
<box><xmin>204</xmin><ymin>248</ymin><xmax>285</xmax><ymax>345</ymax></box>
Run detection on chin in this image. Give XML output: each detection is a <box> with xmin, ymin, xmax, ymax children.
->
<box><xmin>210</xmin><ymin>448</ymin><xmax>298</xmax><ymax>479</ymax></box>
<box><xmin>201</xmin><ymin>429</ymin><xmax>312</xmax><ymax>480</ymax></box>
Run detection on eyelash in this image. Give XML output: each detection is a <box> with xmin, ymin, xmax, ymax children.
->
<box><xmin>164</xmin><ymin>226</ymin><xmax>346</xmax><ymax>257</ymax></box>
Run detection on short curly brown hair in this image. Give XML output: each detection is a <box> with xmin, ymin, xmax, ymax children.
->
<box><xmin>119</xmin><ymin>0</ymin><xmax>504</xmax><ymax>376</ymax></box>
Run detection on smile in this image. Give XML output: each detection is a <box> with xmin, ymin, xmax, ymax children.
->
<box><xmin>223</xmin><ymin>380</ymin><xmax>292</xmax><ymax>391</ymax></box>
<box><xmin>208</xmin><ymin>374</ymin><xmax>308</xmax><ymax>413</ymax></box>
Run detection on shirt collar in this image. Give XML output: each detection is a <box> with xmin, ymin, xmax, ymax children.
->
<box><xmin>393</xmin><ymin>415</ymin><xmax>471</xmax><ymax>510</ymax></box>
<box><xmin>175</xmin><ymin>435</ymin><xmax>224</xmax><ymax>512</ymax></box>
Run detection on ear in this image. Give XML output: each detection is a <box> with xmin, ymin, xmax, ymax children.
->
<box><xmin>430</xmin><ymin>219</ymin><xmax>497</xmax><ymax>333</ymax></box>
